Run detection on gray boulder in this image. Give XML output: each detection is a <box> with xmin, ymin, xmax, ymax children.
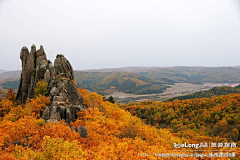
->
<box><xmin>44</xmin><ymin>69</ymin><xmax>51</xmax><ymax>82</ymax></box>
<box><xmin>50</xmin><ymin>87</ymin><xmax>59</xmax><ymax>96</ymax></box>
<box><xmin>49</xmin><ymin>106</ymin><xmax>60</xmax><ymax>120</ymax></box>
<box><xmin>58</xmin><ymin>78</ymin><xmax>84</xmax><ymax>105</ymax></box>
<box><xmin>71</xmin><ymin>126</ymin><xmax>76</xmax><ymax>132</ymax></box>
<box><xmin>42</xmin><ymin>107</ymin><xmax>50</xmax><ymax>120</ymax></box>
<box><xmin>77</xmin><ymin>126</ymin><xmax>88</xmax><ymax>138</ymax></box>
<box><xmin>53</xmin><ymin>96</ymin><xmax>63</xmax><ymax>102</ymax></box>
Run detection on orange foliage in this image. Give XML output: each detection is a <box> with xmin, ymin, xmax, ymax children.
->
<box><xmin>78</xmin><ymin>88</ymin><xmax>89</xmax><ymax>104</ymax></box>
<box><xmin>1</xmin><ymin>95</ymin><xmax>50</xmax><ymax>122</ymax></box>
<box><xmin>3</xmin><ymin>105</ymin><xmax>29</xmax><ymax>122</ymax></box>
<box><xmin>78</xmin><ymin>88</ymin><xmax>104</xmax><ymax>109</ymax></box>
<box><xmin>124</xmin><ymin>93</ymin><xmax>240</xmax><ymax>154</ymax></box>
<box><xmin>0</xmin><ymin>116</ymin><xmax>44</xmax><ymax>150</ymax></box>
<box><xmin>5</xmin><ymin>88</ymin><xmax>16</xmax><ymax>102</ymax></box>
<box><xmin>25</xmin><ymin>95</ymin><xmax>50</xmax><ymax>118</ymax></box>
<box><xmin>3</xmin><ymin>89</ymin><xmax>238</xmax><ymax>159</ymax></box>
<box><xmin>0</xmin><ymin>99</ymin><xmax>15</xmax><ymax>117</ymax></box>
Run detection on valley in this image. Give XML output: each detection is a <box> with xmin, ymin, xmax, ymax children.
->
<box><xmin>105</xmin><ymin>82</ymin><xmax>240</xmax><ymax>103</ymax></box>
<box><xmin>1</xmin><ymin>66</ymin><xmax>240</xmax><ymax>103</ymax></box>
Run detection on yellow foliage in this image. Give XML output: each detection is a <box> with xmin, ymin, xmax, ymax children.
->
<box><xmin>130</xmin><ymin>78</ymin><xmax>148</xmax><ymax>86</ymax></box>
<box><xmin>34</xmin><ymin>80</ymin><xmax>49</xmax><ymax>98</ymax></box>
<box><xmin>11</xmin><ymin>136</ymin><xmax>86</xmax><ymax>160</ymax></box>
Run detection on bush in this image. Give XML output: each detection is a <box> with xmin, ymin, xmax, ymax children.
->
<box><xmin>34</xmin><ymin>80</ymin><xmax>49</xmax><ymax>98</ymax></box>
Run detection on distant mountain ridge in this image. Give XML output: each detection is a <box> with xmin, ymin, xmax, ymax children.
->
<box><xmin>0</xmin><ymin>69</ymin><xmax>11</xmax><ymax>74</ymax></box>
<box><xmin>79</xmin><ymin>66</ymin><xmax>240</xmax><ymax>83</ymax></box>
<box><xmin>79</xmin><ymin>66</ymin><xmax>162</xmax><ymax>73</ymax></box>
<box><xmin>140</xmin><ymin>66</ymin><xmax>240</xmax><ymax>83</ymax></box>
<box><xmin>0</xmin><ymin>70</ymin><xmax>21</xmax><ymax>81</ymax></box>
<box><xmin>1</xmin><ymin>66</ymin><xmax>240</xmax><ymax>95</ymax></box>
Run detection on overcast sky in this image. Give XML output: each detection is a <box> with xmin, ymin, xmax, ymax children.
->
<box><xmin>0</xmin><ymin>0</ymin><xmax>240</xmax><ymax>70</ymax></box>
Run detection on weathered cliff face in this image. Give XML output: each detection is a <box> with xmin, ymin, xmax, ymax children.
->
<box><xmin>16</xmin><ymin>45</ymin><xmax>50</xmax><ymax>103</ymax></box>
<box><xmin>54</xmin><ymin>54</ymin><xmax>76</xmax><ymax>83</ymax></box>
<box><xmin>16</xmin><ymin>45</ymin><xmax>86</xmax><ymax>130</ymax></box>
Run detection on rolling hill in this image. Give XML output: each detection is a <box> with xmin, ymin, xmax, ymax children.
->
<box><xmin>0</xmin><ymin>70</ymin><xmax>21</xmax><ymax>81</ymax></box>
<box><xmin>2</xmin><ymin>66</ymin><xmax>240</xmax><ymax>96</ymax></box>
<box><xmin>0</xmin><ymin>78</ymin><xmax>20</xmax><ymax>90</ymax></box>
<box><xmin>75</xmin><ymin>71</ymin><xmax>171</xmax><ymax>95</ymax></box>
<box><xmin>139</xmin><ymin>66</ymin><xmax>240</xmax><ymax>83</ymax></box>
<box><xmin>82</xmin><ymin>66</ymin><xmax>161</xmax><ymax>73</ymax></box>
<box><xmin>76</xmin><ymin>66</ymin><xmax>240</xmax><ymax>95</ymax></box>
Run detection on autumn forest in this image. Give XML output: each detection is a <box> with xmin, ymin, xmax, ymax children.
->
<box><xmin>0</xmin><ymin>46</ymin><xmax>239</xmax><ymax>159</ymax></box>
<box><xmin>0</xmin><ymin>83</ymin><xmax>240</xmax><ymax>159</ymax></box>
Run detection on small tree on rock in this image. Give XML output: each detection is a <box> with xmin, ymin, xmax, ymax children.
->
<box><xmin>34</xmin><ymin>80</ymin><xmax>49</xmax><ymax>98</ymax></box>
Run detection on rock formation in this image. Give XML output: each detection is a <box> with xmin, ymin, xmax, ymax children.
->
<box><xmin>17</xmin><ymin>44</ymin><xmax>49</xmax><ymax>103</ymax></box>
<box><xmin>54</xmin><ymin>54</ymin><xmax>76</xmax><ymax>83</ymax></box>
<box><xmin>43</xmin><ymin>75</ymin><xmax>85</xmax><ymax>124</ymax></box>
<box><xmin>16</xmin><ymin>45</ymin><xmax>87</xmax><ymax>137</ymax></box>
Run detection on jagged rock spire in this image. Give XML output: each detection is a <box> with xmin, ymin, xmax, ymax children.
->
<box><xmin>16</xmin><ymin>44</ymin><xmax>85</xmax><ymax>127</ymax></box>
<box><xmin>54</xmin><ymin>54</ymin><xmax>76</xmax><ymax>83</ymax></box>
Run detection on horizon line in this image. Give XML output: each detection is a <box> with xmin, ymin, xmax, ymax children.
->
<box><xmin>1</xmin><ymin>65</ymin><xmax>240</xmax><ymax>72</ymax></box>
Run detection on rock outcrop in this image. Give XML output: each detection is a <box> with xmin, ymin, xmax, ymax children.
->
<box><xmin>44</xmin><ymin>76</ymin><xmax>85</xmax><ymax>124</ymax></box>
<box><xmin>54</xmin><ymin>54</ymin><xmax>76</xmax><ymax>83</ymax></box>
<box><xmin>16</xmin><ymin>45</ymin><xmax>87</xmax><ymax>136</ymax></box>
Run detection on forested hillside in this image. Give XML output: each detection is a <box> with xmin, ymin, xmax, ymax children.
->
<box><xmin>75</xmin><ymin>71</ymin><xmax>171</xmax><ymax>95</ymax></box>
<box><xmin>0</xmin><ymin>78</ymin><xmax>19</xmax><ymax>90</ymax></box>
<box><xmin>166</xmin><ymin>86</ymin><xmax>240</xmax><ymax>101</ymax></box>
<box><xmin>140</xmin><ymin>66</ymin><xmax>240</xmax><ymax>83</ymax></box>
<box><xmin>0</xmin><ymin>88</ymin><xmax>186</xmax><ymax>159</ymax></box>
<box><xmin>124</xmin><ymin>93</ymin><xmax>240</xmax><ymax>145</ymax></box>
<box><xmin>0</xmin><ymin>70</ymin><xmax>21</xmax><ymax>81</ymax></box>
